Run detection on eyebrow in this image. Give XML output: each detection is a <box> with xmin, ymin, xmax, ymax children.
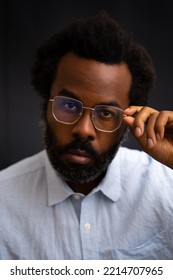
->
<box><xmin>58</xmin><ymin>89</ymin><xmax>80</xmax><ymax>100</ymax></box>
<box><xmin>58</xmin><ymin>88</ymin><xmax>122</xmax><ymax>108</ymax></box>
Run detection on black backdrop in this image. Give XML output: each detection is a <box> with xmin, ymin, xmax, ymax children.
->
<box><xmin>0</xmin><ymin>0</ymin><xmax>173</xmax><ymax>170</ymax></box>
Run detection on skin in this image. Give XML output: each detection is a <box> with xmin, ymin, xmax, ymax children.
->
<box><xmin>46</xmin><ymin>52</ymin><xmax>173</xmax><ymax>194</ymax></box>
<box><xmin>124</xmin><ymin>106</ymin><xmax>173</xmax><ymax>169</ymax></box>
<box><xmin>47</xmin><ymin>52</ymin><xmax>131</xmax><ymax>194</ymax></box>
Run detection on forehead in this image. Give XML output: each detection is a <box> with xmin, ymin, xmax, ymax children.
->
<box><xmin>50</xmin><ymin>52</ymin><xmax>132</xmax><ymax>109</ymax></box>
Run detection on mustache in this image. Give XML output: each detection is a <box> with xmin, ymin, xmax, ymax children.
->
<box><xmin>43</xmin><ymin>121</ymin><xmax>98</xmax><ymax>157</ymax></box>
<box><xmin>59</xmin><ymin>138</ymin><xmax>98</xmax><ymax>157</ymax></box>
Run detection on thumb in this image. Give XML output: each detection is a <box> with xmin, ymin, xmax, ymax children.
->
<box><xmin>123</xmin><ymin>115</ymin><xmax>135</xmax><ymax>129</ymax></box>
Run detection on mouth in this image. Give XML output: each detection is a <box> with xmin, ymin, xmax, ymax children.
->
<box><xmin>64</xmin><ymin>149</ymin><xmax>94</xmax><ymax>165</ymax></box>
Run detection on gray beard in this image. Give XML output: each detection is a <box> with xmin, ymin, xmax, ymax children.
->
<box><xmin>42</xmin><ymin>120</ymin><xmax>125</xmax><ymax>184</ymax></box>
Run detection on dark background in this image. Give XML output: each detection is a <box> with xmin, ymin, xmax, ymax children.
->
<box><xmin>0</xmin><ymin>0</ymin><xmax>173</xmax><ymax>170</ymax></box>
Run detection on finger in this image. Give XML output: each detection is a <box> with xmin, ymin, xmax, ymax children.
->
<box><xmin>123</xmin><ymin>106</ymin><xmax>144</xmax><ymax>131</ymax></box>
<box><xmin>144</xmin><ymin>111</ymin><xmax>160</xmax><ymax>148</ymax></box>
<box><xmin>131</xmin><ymin>106</ymin><xmax>158</xmax><ymax>137</ymax></box>
<box><xmin>124</xmin><ymin>106</ymin><xmax>144</xmax><ymax>116</ymax></box>
<box><xmin>123</xmin><ymin>115</ymin><xmax>135</xmax><ymax>127</ymax></box>
<box><xmin>154</xmin><ymin>111</ymin><xmax>173</xmax><ymax>139</ymax></box>
<box><xmin>124</xmin><ymin>106</ymin><xmax>155</xmax><ymax>136</ymax></box>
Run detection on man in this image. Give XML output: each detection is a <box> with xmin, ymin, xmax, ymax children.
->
<box><xmin>0</xmin><ymin>12</ymin><xmax>173</xmax><ymax>260</ymax></box>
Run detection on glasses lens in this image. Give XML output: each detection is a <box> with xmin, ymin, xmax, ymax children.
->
<box><xmin>52</xmin><ymin>96</ymin><xmax>82</xmax><ymax>124</ymax></box>
<box><xmin>93</xmin><ymin>105</ymin><xmax>123</xmax><ymax>132</ymax></box>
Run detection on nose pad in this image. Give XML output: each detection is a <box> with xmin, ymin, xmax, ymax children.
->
<box><xmin>71</xmin><ymin>111</ymin><xmax>96</xmax><ymax>140</ymax></box>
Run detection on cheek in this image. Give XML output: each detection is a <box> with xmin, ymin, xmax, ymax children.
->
<box><xmin>47</xmin><ymin>105</ymin><xmax>72</xmax><ymax>144</ymax></box>
<box><xmin>95</xmin><ymin>130</ymin><xmax>122</xmax><ymax>154</ymax></box>
<box><xmin>100</xmin><ymin>124</ymin><xmax>126</xmax><ymax>151</ymax></box>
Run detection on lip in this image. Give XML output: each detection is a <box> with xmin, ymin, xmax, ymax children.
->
<box><xmin>65</xmin><ymin>149</ymin><xmax>93</xmax><ymax>165</ymax></box>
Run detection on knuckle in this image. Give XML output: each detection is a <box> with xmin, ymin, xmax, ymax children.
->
<box><xmin>159</xmin><ymin>110</ymin><xmax>169</xmax><ymax>115</ymax></box>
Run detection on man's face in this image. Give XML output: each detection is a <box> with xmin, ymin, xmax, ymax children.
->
<box><xmin>45</xmin><ymin>52</ymin><xmax>131</xmax><ymax>187</ymax></box>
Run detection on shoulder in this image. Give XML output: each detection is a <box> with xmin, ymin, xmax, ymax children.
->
<box><xmin>115</xmin><ymin>147</ymin><xmax>173</xmax><ymax>183</ymax></box>
<box><xmin>116</xmin><ymin>147</ymin><xmax>150</xmax><ymax>166</ymax></box>
<box><xmin>115</xmin><ymin>148</ymin><xmax>173</xmax><ymax>219</ymax></box>
<box><xmin>0</xmin><ymin>150</ymin><xmax>46</xmax><ymax>184</ymax></box>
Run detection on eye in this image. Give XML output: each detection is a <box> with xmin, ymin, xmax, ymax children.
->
<box><xmin>65</xmin><ymin>102</ymin><xmax>76</xmax><ymax>110</ymax></box>
<box><xmin>62</xmin><ymin>100</ymin><xmax>80</xmax><ymax>113</ymax></box>
<box><xmin>96</xmin><ymin>108</ymin><xmax>115</xmax><ymax>119</ymax></box>
<box><xmin>101</xmin><ymin>110</ymin><xmax>114</xmax><ymax>118</ymax></box>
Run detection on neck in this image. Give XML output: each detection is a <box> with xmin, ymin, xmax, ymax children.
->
<box><xmin>66</xmin><ymin>174</ymin><xmax>105</xmax><ymax>195</ymax></box>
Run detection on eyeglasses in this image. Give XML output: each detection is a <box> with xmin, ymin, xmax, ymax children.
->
<box><xmin>49</xmin><ymin>96</ymin><xmax>125</xmax><ymax>133</ymax></box>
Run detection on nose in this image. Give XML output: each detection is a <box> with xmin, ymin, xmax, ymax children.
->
<box><xmin>71</xmin><ymin>111</ymin><xmax>96</xmax><ymax>141</ymax></box>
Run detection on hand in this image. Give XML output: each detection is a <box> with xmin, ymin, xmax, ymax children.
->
<box><xmin>123</xmin><ymin>106</ymin><xmax>173</xmax><ymax>169</ymax></box>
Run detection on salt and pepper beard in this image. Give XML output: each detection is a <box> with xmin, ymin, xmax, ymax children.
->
<box><xmin>42</xmin><ymin>117</ymin><xmax>126</xmax><ymax>184</ymax></box>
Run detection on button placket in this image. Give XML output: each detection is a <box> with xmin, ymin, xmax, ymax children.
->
<box><xmin>84</xmin><ymin>222</ymin><xmax>91</xmax><ymax>231</ymax></box>
<box><xmin>79</xmin><ymin>196</ymin><xmax>97</xmax><ymax>259</ymax></box>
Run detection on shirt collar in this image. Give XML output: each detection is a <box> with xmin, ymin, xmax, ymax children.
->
<box><xmin>44</xmin><ymin>148</ymin><xmax>122</xmax><ymax>206</ymax></box>
<box><xmin>44</xmin><ymin>151</ymin><xmax>74</xmax><ymax>206</ymax></box>
<box><xmin>97</xmin><ymin>150</ymin><xmax>122</xmax><ymax>202</ymax></box>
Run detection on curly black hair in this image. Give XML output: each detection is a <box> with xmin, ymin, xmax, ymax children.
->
<box><xmin>31</xmin><ymin>11</ymin><xmax>155</xmax><ymax>106</ymax></box>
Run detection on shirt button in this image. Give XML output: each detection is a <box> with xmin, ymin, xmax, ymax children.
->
<box><xmin>84</xmin><ymin>223</ymin><xmax>91</xmax><ymax>230</ymax></box>
<box><xmin>73</xmin><ymin>194</ymin><xmax>81</xmax><ymax>200</ymax></box>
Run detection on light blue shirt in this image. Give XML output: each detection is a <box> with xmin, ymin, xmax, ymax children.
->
<box><xmin>0</xmin><ymin>148</ymin><xmax>173</xmax><ymax>260</ymax></box>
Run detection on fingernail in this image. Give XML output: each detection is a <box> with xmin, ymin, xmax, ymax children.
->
<box><xmin>147</xmin><ymin>138</ymin><xmax>154</xmax><ymax>148</ymax></box>
<box><xmin>124</xmin><ymin>108</ymin><xmax>131</xmax><ymax>112</ymax></box>
<box><xmin>156</xmin><ymin>133</ymin><xmax>161</xmax><ymax>141</ymax></box>
<box><xmin>135</xmin><ymin>127</ymin><xmax>142</xmax><ymax>137</ymax></box>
